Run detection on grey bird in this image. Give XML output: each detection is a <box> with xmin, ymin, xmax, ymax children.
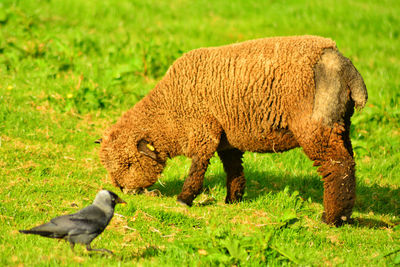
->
<box><xmin>19</xmin><ymin>190</ymin><xmax>126</xmax><ymax>254</ymax></box>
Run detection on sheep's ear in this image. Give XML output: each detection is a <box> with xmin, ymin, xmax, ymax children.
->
<box><xmin>137</xmin><ymin>139</ymin><xmax>157</xmax><ymax>160</ymax></box>
<box><xmin>94</xmin><ymin>138</ymin><xmax>102</xmax><ymax>144</ymax></box>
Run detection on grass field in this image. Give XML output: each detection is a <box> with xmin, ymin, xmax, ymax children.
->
<box><xmin>0</xmin><ymin>0</ymin><xmax>399</xmax><ymax>265</ymax></box>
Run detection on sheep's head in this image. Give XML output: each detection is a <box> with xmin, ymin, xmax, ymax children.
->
<box><xmin>98</xmin><ymin>128</ymin><xmax>165</xmax><ymax>193</ymax></box>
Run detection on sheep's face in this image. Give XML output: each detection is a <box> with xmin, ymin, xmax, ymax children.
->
<box><xmin>99</xmin><ymin>131</ymin><xmax>165</xmax><ymax>193</ymax></box>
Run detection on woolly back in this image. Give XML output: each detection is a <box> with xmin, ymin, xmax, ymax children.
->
<box><xmin>157</xmin><ymin>36</ymin><xmax>337</xmax><ymax>136</ymax></box>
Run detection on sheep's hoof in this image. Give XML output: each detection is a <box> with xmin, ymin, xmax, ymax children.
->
<box><xmin>225</xmin><ymin>194</ymin><xmax>243</xmax><ymax>204</ymax></box>
<box><xmin>177</xmin><ymin>198</ymin><xmax>192</xmax><ymax>207</ymax></box>
<box><xmin>322</xmin><ymin>212</ymin><xmax>353</xmax><ymax>227</ymax></box>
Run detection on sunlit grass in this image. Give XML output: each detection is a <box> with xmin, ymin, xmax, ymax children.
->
<box><xmin>0</xmin><ymin>0</ymin><xmax>399</xmax><ymax>265</ymax></box>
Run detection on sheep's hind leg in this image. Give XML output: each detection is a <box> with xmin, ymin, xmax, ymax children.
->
<box><xmin>296</xmin><ymin>122</ymin><xmax>355</xmax><ymax>226</ymax></box>
<box><xmin>218</xmin><ymin>149</ymin><xmax>245</xmax><ymax>203</ymax></box>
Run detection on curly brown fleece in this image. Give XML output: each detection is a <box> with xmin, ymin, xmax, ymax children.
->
<box><xmin>99</xmin><ymin>35</ymin><xmax>367</xmax><ymax>226</ymax></box>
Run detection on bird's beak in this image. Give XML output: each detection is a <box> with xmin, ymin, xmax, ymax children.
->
<box><xmin>116</xmin><ymin>197</ymin><xmax>127</xmax><ymax>205</ymax></box>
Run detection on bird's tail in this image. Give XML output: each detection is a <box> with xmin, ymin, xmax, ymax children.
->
<box><xmin>19</xmin><ymin>229</ymin><xmax>57</xmax><ymax>238</ymax></box>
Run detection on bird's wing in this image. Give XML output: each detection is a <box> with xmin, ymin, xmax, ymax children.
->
<box><xmin>23</xmin><ymin>214</ymin><xmax>73</xmax><ymax>238</ymax></box>
<box><xmin>20</xmin><ymin>205</ymin><xmax>111</xmax><ymax>238</ymax></box>
<box><xmin>66</xmin><ymin>205</ymin><xmax>109</xmax><ymax>235</ymax></box>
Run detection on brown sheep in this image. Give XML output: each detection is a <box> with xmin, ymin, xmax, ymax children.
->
<box><xmin>99</xmin><ymin>35</ymin><xmax>367</xmax><ymax>226</ymax></box>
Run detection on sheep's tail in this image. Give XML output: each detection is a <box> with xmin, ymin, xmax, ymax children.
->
<box><xmin>343</xmin><ymin>57</ymin><xmax>368</xmax><ymax>110</ymax></box>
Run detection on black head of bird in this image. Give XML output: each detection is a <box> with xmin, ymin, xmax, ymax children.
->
<box><xmin>19</xmin><ymin>190</ymin><xmax>126</xmax><ymax>254</ymax></box>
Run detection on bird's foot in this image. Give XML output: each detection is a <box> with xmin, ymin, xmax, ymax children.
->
<box><xmin>86</xmin><ymin>244</ymin><xmax>113</xmax><ymax>255</ymax></box>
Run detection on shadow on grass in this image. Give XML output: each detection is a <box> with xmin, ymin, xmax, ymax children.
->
<box><xmin>149</xmin><ymin>169</ymin><xmax>399</xmax><ymax>218</ymax></box>
<box><xmin>353</xmin><ymin>218</ymin><xmax>396</xmax><ymax>229</ymax></box>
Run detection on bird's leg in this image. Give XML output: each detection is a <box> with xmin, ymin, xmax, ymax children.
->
<box><xmin>69</xmin><ymin>242</ymin><xmax>75</xmax><ymax>251</ymax></box>
<box><xmin>86</xmin><ymin>244</ymin><xmax>113</xmax><ymax>255</ymax></box>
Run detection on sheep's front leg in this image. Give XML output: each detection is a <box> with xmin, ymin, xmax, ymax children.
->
<box><xmin>218</xmin><ymin>149</ymin><xmax>245</xmax><ymax>203</ymax></box>
<box><xmin>177</xmin><ymin>156</ymin><xmax>210</xmax><ymax>206</ymax></box>
<box><xmin>177</xmin><ymin>118</ymin><xmax>222</xmax><ymax>207</ymax></box>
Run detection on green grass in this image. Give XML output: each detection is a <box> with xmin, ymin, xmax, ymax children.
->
<box><xmin>0</xmin><ymin>0</ymin><xmax>399</xmax><ymax>265</ymax></box>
